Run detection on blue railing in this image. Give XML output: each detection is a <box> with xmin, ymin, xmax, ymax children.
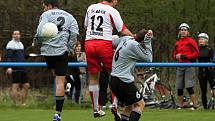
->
<box><xmin>1</xmin><ymin>62</ymin><xmax>215</xmax><ymax>102</ymax></box>
<box><xmin>0</xmin><ymin>62</ymin><xmax>215</xmax><ymax>67</ymax></box>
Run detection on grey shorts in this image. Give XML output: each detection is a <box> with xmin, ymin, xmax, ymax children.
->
<box><xmin>176</xmin><ymin>67</ymin><xmax>196</xmax><ymax>89</ymax></box>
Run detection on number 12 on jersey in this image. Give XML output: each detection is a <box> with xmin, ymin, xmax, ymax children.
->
<box><xmin>91</xmin><ymin>15</ymin><xmax>103</xmax><ymax>32</ymax></box>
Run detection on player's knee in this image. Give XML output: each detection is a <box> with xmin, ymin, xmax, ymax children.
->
<box><xmin>133</xmin><ymin>100</ymin><xmax>144</xmax><ymax>112</ymax></box>
<box><xmin>186</xmin><ymin>87</ymin><xmax>194</xmax><ymax>95</ymax></box>
<box><xmin>123</xmin><ymin>106</ymin><xmax>132</xmax><ymax>116</ymax></box>
<box><xmin>177</xmin><ymin>89</ymin><xmax>183</xmax><ymax>96</ymax></box>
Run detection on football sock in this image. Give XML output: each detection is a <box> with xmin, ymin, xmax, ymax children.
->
<box><xmin>89</xmin><ymin>85</ymin><xmax>99</xmax><ymax>111</ymax></box>
<box><xmin>121</xmin><ymin>114</ymin><xmax>129</xmax><ymax>121</ymax></box>
<box><xmin>55</xmin><ymin>96</ymin><xmax>65</xmax><ymax>116</ymax></box>
<box><xmin>129</xmin><ymin>111</ymin><xmax>141</xmax><ymax>121</ymax></box>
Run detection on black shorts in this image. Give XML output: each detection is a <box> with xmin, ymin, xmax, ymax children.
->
<box><xmin>110</xmin><ymin>76</ymin><xmax>142</xmax><ymax>106</ymax></box>
<box><xmin>44</xmin><ymin>52</ymin><xmax>68</xmax><ymax>76</ymax></box>
<box><xmin>12</xmin><ymin>71</ymin><xmax>28</xmax><ymax>84</ymax></box>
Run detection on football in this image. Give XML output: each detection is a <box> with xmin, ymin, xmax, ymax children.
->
<box><xmin>41</xmin><ymin>22</ymin><xmax>58</xmax><ymax>38</ymax></box>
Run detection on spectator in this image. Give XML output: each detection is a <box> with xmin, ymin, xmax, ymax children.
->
<box><xmin>65</xmin><ymin>53</ymin><xmax>81</xmax><ymax>104</ymax></box>
<box><xmin>34</xmin><ymin>0</ymin><xmax>79</xmax><ymax>120</ymax></box>
<box><xmin>5</xmin><ymin>30</ymin><xmax>30</xmax><ymax>106</ymax></box>
<box><xmin>84</xmin><ymin>0</ymin><xmax>133</xmax><ymax>117</ymax></box>
<box><xmin>74</xmin><ymin>42</ymin><xmax>87</xmax><ymax>88</ymax></box>
<box><xmin>173</xmin><ymin>23</ymin><xmax>199</xmax><ymax>110</ymax></box>
<box><xmin>197</xmin><ymin>33</ymin><xmax>215</xmax><ymax>109</ymax></box>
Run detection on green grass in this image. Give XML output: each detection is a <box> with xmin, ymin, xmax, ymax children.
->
<box><xmin>0</xmin><ymin>108</ymin><xmax>215</xmax><ymax>121</ymax></box>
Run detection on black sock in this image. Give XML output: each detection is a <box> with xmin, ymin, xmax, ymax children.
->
<box><xmin>56</xmin><ymin>96</ymin><xmax>65</xmax><ymax>116</ymax></box>
<box><xmin>121</xmin><ymin>114</ymin><xmax>129</xmax><ymax>121</ymax></box>
<box><xmin>129</xmin><ymin>111</ymin><xmax>141</xmax><ymax>121</ymax></box>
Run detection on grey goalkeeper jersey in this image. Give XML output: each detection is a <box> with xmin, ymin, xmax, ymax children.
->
<box><xmin>36</xmin><ymin>8</ymin><xmax>79</xmax><ymax>56</ymax></box>
<box><xmin>111</xmin><ymin>36</ymin><xmax>152</xmax><ymax>83</ymax></box>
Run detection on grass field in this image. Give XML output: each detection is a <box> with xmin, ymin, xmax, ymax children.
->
<box><xmin>0</xmin><ymin>108</ymin><xmax>215</xmax><ymax>121</ymax></box>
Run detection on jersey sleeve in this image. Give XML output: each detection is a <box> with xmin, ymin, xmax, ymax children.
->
<box><xmin>110</xmin><ymin>9</ymin><xmax>126</xmax><ymax>32</ymax></box>
<box><xmin>69</xmin><ymin>15</ymin><xmax>79</xmax><ymax>34</ymax></box>
<box><xmin>129</xmin><ymin>38</ymin><xmax>153</xmax><ymax>62</ymax></box>
<box><xmin>84</xmin><ymin>7</ymin><xmax>90</xmax><ymax>28</ymax></box>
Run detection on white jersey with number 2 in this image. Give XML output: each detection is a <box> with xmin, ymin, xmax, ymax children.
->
<box><xmin>85</xmin><ymin>2</ymin><xmax>126</xmax><ymax>41</ymax></box>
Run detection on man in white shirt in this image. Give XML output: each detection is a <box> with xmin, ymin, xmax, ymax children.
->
<box><xmin>6</xmin><ymin>30</ymin><xmax>30</xmax><ymax>106</ymax></box>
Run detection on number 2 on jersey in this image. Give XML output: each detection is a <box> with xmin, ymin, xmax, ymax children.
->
<box><xmin>57</xmin><ymin>17</ymin><xmax>65</xmax><ymax>31</ymax></box>
<box><xmin>91</xmin><ymin>15</ymin><xmax>103</xmax><ymax>31</ymax></box>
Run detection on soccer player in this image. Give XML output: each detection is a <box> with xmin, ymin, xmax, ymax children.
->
<box><xmin>6</xmin><ymin>30</ymin><xmax>30</xmax><ymax>106</ymax></box>
<box><xmin>110</xmin><ymin>29</ymin><xmax>153</xmax><ymax>121</ymax></box>
<box><xmin>34</xmin><ymin>0</ymin><xmax>79</xmax><ymax>121</ymax></box>
<box><xmin>84</xmin><ymin>0</ymin><xmax>133</xmax><ymax>117</ymax></box>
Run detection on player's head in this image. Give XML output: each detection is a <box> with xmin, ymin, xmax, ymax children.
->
<box><xmin>42</xmin><ymin>0</ymin><xmax>59</xmax><ymax>11</ymax></box>
<box><xmin>135</xmin><ymin>29</ymin><xmax>148</xmax><ymax>42</ymax></box>
<box><xmin>104</xmin><ymin>0</ymin><xmax>119</xmax><ymax>7</ymax></box>
<box><xmin>178</xmin><ymin>23</ymin><xmax>190</xmax><ymax>38</ymax></box>
<box><xmin>12</xmin><ymin>30</ymin><xmax>21</xmax><ymax>41</ymax></box>
<box><xmin>198</xmin><ymin>33</ymin><xmax>209</xmax><ymax>46</ymax></box>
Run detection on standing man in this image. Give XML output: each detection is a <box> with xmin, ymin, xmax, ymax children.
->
<box><xmin>6</xmin><ymin>30</ymin><xmax>30</xmax><ymax>106</ymax></box>
<box><xmin>84</xmin><ymin>0</ymin><xmax>133</xmax><ymax>117</ymax></box>
<box><xmin>110</xmin><ymin>29</ymin><xmax>153</xmax><ymax>121</ymax></box>
<box><xmin>173</xmin><ymin>23</ymin><xmax>199</xmax><ymax>110</ymax></box>
<box><xmin>35</xmin><ymin>0</ymin><xmax>79</xmax><ymax>121</ymax></box>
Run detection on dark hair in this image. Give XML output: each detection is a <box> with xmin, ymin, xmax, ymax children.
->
<box><xmin>135</xmin><ymin>29</ymin><xmax>147</xmax><ymax>42</ymax></box>
<box><xmin>43</xmin><ymin>0</ymin><xmax>59</xmax><ymax>7</ymax></box>
<box><xmin>104</xmin><ymin>0</ymin><xmax>113</xmax><ymax>3</ymax></box>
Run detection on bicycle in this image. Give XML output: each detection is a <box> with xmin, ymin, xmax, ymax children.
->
<box><xmin>207</xmin><ymin>90</ymin><xmax>215</xmax><ymax>109</ymax></box>
<box><xmin>136</xmin><ymin>67</ymin><xmax>177</xmax><ymax>109</ymax></box>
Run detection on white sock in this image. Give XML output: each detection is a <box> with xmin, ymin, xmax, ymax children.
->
<box><xmin>89</xmin><ymin>85</ymin><xmax>99</xmax><ymax>111</ymax></box>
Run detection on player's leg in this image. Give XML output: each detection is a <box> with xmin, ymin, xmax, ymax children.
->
<box><xmin>99</xmin><ymin>68</ymin><xmax>109</xmax><ymax>108</ymax></box>
<box><xmin>129</xmin><ymin>100</ymin><xmax>145</xmax><ymax>121</ymax></box>
<box><xmin>119</xmin><ymin>82</ymin><xmax>144</xmax><ymax>121</ymax></box>
<box><xmin>85</xmin><ymin>40</ymin><xmax>104</xmax><ymax>117</ymax></box>
<box><xmin>54</xmin><ymin>53</ymin><xmax>68</xmax><ymax>120</ymax></box>
<box><xmin>110</xmin><ymin>76</ymin><xmax>125</xmax><ymax>121</ymax></box>
<box><xmin>121</xmin><ymin>106</ymin><xmax>132</xmax><ymax>121</ymax></box>
<box><xmin>98</xmin><ymin>40</ymin><xmax>118</xmax><ymax>117</ymax></box>
<box><xmin>55</xmin><ymin>76</ymin><xmax>66</xmax><ymax>114</ymax></box>
<box><xmin>124</xmin><ymin>83</ymin><xmax>144</xmax><ymax>121</ymax></box>
<box><xmin>45</xmin><ymin>53</ymin><xmax>68</xmax><ymax>121</ymax></box>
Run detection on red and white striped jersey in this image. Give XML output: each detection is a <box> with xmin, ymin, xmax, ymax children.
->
<box><xmin>84</xmin><ymin>2</ymin><xmax>126</xmax><ymax>41</ymax></box>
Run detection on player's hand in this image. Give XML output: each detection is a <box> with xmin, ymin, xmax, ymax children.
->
<box><xmin>6</xmin><ymin>68</ymin><xmax>12</xmax><ymax>75</ymax></box>
<box><xmin>146</xmin><ymin>30</ymin><xmax>153</xmax><ymax>38</ymax></box>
